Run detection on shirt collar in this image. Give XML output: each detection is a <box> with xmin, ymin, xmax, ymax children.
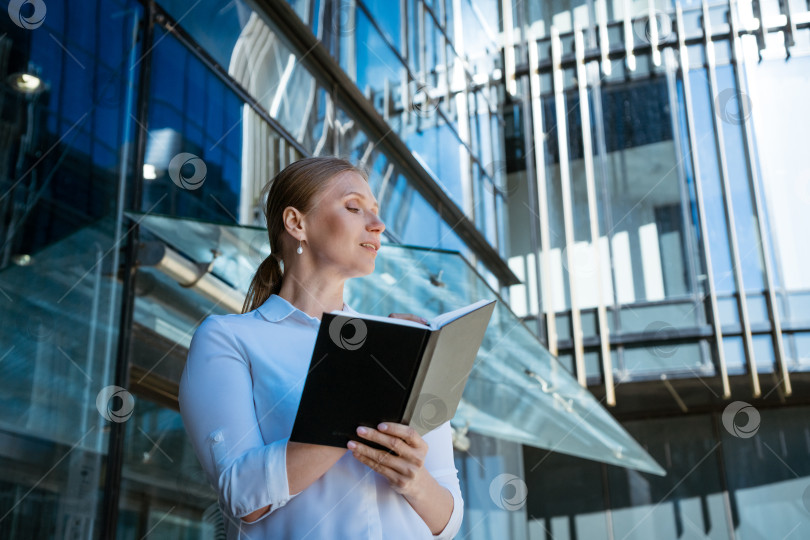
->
<box><xmin>257</xmin><ymin>293</ymin><xmax>360</xmax><ymax>324</ymax></box>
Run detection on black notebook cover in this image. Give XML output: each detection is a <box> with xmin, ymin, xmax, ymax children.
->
<box><xmin>289</xmin><ymin>300</ymin><xmax>495</xmax><ymax>450</ymax></box>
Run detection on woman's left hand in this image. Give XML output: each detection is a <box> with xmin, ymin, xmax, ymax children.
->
<box><xmin>348</xmin><ymin>422</ymin><xmax>429</xmax><ymax>498</ymax></box>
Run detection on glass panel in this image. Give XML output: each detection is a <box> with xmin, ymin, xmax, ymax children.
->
<box><xmin>720</xmin><ymin>405</ymin><xmax>810</xmax><ymax>539</ymax></box>
<box><xmin>541</xmin><ymin>96</ymin><xmax>571</xmax><ymax>314</ymax></box>
<box><xmin>117</xmin><ymin>398</ymin><xmax>218</xmax><ymax>538</ymax></box>
<box><xmin>792</xmin><ymin>332</ymin><xmax>810</xmax><ymax>370</ymax></box>
<box><xmin>459</xmin><ymin>0</ymin><xmax>498</xmax><ymax>76</ymax></box>
<box><xmin>714</xmin><ymin>64</ymin><xmax>765</xmax><ymax>292</ymax></box>
<box><xmin>455</xmin><ymin>432</ymin><xmax>528</xmax><ymax>540</ymax></box>
<box><xmin>685</xmin><ymin>66</ymin><xmax>736</xmax><ymax>297</ymax></box>
<box><xmin>722</xmin><ymin>335</ymin><xmax>746</xmax><ymax>374</ymax></box>
<box><xmin>0</xmin><ymin>0</ymin><xmax>141</xmax><ymax>534</ymax></box>
<box><xmin>608</xmin><ymin>415</ymin><xmax>732</xmax><ymax>540</ymax></box>
<box><xmin>405</xmin><ymin>119</ymin><xmax>466</xmax><ymax>208</ymax></box>
<box><xmin>622</xmin><ymin>341</ymin><xmax>707</xmax><ymax>376</ymax></box>
<box><xmin>156</xmin><ymin>0</ymin><xmax>251</xmax><ymax>71</ymax></box>
<box><xmin>355</xmin><ymin>8</ymin><xmax>404</xmax><ymax>99</ymax></box>
<box><xmin>361</xmin><ymin>0</ymin><xmax>402</xmax><ymax>50</ymax></box>
<box><xmin>717</xmin><ymin>296</ymin><xmax>741</xmax><ymax>327</ymax></box>
<box><xmin>745</xmin><ymin>56</ymin><xmax>810</xmax><ymax>326</ymax></box>
<box><xmin>752</xmin><ymin>333</ymin><xmax>775</xmax><ymax>373</ymax></box>
<box><xmin>599</xmin><ymin>78</ymin><xmax>684</xmax><ymax>303</ymax></box>
<box><xmin>525</xmin><ymin>449</ymin><xmax>609</xmax><ymax>540</ymax></box>
<box><xmin>618</xmin><ymin>301</ymin><xmax>708</xmax><ymax>333</ymax></box>
<box><xmin>144</xmin><ymin>28</ymin><xmax>243</xmax><ymax>224</ymax></box>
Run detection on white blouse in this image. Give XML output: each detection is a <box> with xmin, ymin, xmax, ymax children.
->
<box><xmin>179</xmin><ymin>293</ymin><xmax>464</xmax><ymax>539</ymax></box>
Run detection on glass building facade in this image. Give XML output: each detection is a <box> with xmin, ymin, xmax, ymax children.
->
<box><xmin>0</xmin><ymin>0</ymin><xmax>807</xmax><ymax>539</ymax></box>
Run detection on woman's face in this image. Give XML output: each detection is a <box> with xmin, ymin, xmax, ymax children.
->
<box><xmin>301</xmin><ymin>171</ymin><xmax>385</xmax><ymax>278</ymax></box>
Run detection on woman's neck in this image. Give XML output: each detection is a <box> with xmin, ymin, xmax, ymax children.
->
<box><xmin>277</xmin><ymin>274</ymin><xmax>346</xmax><ymax>320</ymax></box>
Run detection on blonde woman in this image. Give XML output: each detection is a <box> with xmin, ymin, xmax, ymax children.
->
<box><xmin>179</xmin><ymin>157</ymin><xmax>463</xmax><ymax>539</ymax></box>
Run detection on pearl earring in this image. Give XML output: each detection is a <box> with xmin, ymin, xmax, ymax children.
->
<box><xmin>296</xmin><ymin>240</ymin><xmax>303</xmax><ymax>255</ymax></box>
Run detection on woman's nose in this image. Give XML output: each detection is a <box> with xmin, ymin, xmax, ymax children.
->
<box><xmin>368</xmin><ymin>213</ymin><xmax>385</xmax><ymax>233</ymax></box>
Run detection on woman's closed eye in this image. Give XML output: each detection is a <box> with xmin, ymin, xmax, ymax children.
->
<box><xmin>347</xmin><ymin>206</ymin><xmax>360</xmax><ymax>213</ymax></box>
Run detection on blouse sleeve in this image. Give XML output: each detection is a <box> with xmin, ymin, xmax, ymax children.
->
<box><xmin>421</xmin><ymin>421</ymin><xmax>464</xmax><ymax>539</ymax></box>
<box><xmin>178</xmin><ymin>316</ymin><xmax>297</xmax><ymax>523</ymax></box>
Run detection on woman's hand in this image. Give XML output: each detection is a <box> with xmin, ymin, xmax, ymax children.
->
<box><xmin>388</xmin><ymin>313</ymin><xmax>430</xmax><ymax>325</ymax></box>
<box><xmin>348</xmin><ymin>422</ymin><xmax>430</xmax><ymax>499</ymax></box>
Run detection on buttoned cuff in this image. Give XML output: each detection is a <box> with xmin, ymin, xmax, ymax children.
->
<box><xmin>215</xmin><ymin>435</ymin><xmax>296</xmax><ymax>523</ymax></box>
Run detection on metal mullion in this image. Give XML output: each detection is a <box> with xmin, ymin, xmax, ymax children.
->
<box><xmin>728</xmin><ymin>0</ymin><xmax>792</xmax><ymax>396</ymax></box>
<box><xmin>502</xmin><ymin>0</ymin><xmax>517</xmax><ymax>95</ymax></box>
<box><xmin>597</xmin><ymin>0</ymin><xmax>611</xmax><ymax>75</ymax></box>
<box><xmin>527</xmin><ymin>29</ymin><xmax>558</xmax><ymax>354</ymax></box>
<box><xmin>441</xmin><ymin>30</ymin><xmax>452</xmax><ymax>118</ymax></box>
<box><xmin>575</xmin><ymin>27</ymin><xmax>615</xmax><ymax>404</ymax></box>
<box><xmin>702</xmin><ymin>0</ymin><xmax>760</xmax><ymax>396</ymax></box>
<box><xmin>401</xmin><ymin>0</ymin><xmax>408</xmax><ymax>60</ymax></box>
<box><xmin>346</xmin><ymin>0</ymin><xmax>357</xmax><ymax>82</ymax></box>
<box><xmin>422</xmin><ymin>0</ymin><xmax>465</xmax><ymax>63</ymax></box>
<box><xmin>647</xmin><ymin>0</ymin><xmax>661</xmax><ymax>66</ymax></box>
<box><xmin>622</xmin><ymin>0</ymin><xmax>637</xmax><ymax>71</ymax></box>
<box><xmin>676</xmin><ymin>4</ymin><xmax>731</xmax><ymax>398</ymax></box>
<box><xmin>100</xmin><ymin>5</ymin><xmax>151</xmax><ymax>538</ymax></box>
<box><xmin>419</xmin><ymin>0</ymin><xmax>427</xmax><ymax>85</ymax></box>
<box><xmin>552</xmin><ymin>26</ymin><xmax>586</xmax><ymax>385</ymax></box>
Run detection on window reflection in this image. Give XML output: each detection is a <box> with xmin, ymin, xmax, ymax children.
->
<box><xmin>143</xmin><ymin>28</ymin><xmax>242</xmax><ymax>224</ymax></box>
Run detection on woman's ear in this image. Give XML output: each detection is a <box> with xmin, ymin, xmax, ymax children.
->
<box><xmin>282</xmin><ymin>206</ymin><xmax>305</xmax><ymax>240</ymax></box>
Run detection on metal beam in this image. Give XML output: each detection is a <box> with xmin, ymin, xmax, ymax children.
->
<box><xmin>575</xmin><ymin>26</ymin><xmax>615</xmax><ymax>405</ymax></box>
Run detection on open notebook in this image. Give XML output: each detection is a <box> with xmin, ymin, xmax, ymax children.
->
<box><xmin>290</xmin><ymin>299</ymin><xmax>496</xmax><ymax>449</ymax></box>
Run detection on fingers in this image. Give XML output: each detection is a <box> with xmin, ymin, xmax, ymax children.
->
<box><xmin>388</xmin><ymin>313</ymin><xmax>429</xmax><ymax>325</ymax></box>
<box><xmin>349</xmin><ymin>423</ymin><xmax>427</xmax><ymax>475</ymax></box>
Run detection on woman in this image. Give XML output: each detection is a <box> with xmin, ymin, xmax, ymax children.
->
<box><xmin>179</xmin><ymin>157</ymin><xmax>464</xmax><ymax>539</ymax></box>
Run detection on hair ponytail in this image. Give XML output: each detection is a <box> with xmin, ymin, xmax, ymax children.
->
<box><xmin>241</xmin><ymin>156</ymin><xmax>368</xmax><ymax>314</ymax></box>
<box><xmin>242</xmin><ymin>254</ymin><xmax>283</xmax><ymax>314</ymax></box>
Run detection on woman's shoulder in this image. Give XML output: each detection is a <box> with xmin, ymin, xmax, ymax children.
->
<box><xmin>192</xmin><ymin>309</ymin><xmax>266</xmax><ymax>342</ymax></box>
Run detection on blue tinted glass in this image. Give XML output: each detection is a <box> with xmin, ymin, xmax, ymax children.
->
<box><xmin>687</xmin><ymin>68</ymin><xmax>736</xmax><ymax>295</ymax></box>
<box><xmin>156</xmin><ymin>0</ymin><xmax>247</xmax><ymax>70</ymax></box>
<box><xmin>715</xmin><ymin>65</ymin><xmax>764</xmax><ymax>291</ymax></box>
<box><xmin>355</xmin><ymin>9</ymin><xmax>404</xmax><ymax>97</ymax></box>
<box><xmin>361</xmin><ymin>0</ymin><xmax>401</xmax><ymax>49</ymax></box>
<box><xmin>143</xmin><ymin>28</ymin><xmax>242</xmax><ymax>223</ymax></box>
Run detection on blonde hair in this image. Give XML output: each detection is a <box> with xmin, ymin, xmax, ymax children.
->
<box><xmin>242</xmin><ymin>157</ymin><xmax>368</xmax><ymax>314</ymax></box>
